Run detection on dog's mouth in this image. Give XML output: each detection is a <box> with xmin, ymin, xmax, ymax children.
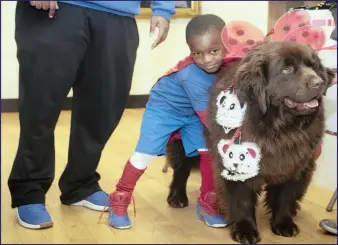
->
<box><xmin>284</xmin><ymin>97</ymin><xmax>320</xmax><ymax>112</ymax></box>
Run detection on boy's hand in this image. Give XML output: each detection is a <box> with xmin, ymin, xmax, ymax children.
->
<box><xmin>30</xmin><ymin>1</ymin><xmax>59</xmax><ymax>18</ymax></box>
<box><xmin>150</xmin><ymin>16</ymin><xmax>170</xmax><ymax>49</ymax></box>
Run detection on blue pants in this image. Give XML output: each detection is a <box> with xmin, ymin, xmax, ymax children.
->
<box><xmin>135</xmin><ymin>107</ymin><xmax>206</xmax><ymax>157</ymax></box>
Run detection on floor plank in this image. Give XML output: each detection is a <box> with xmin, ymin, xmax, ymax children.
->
<box><xmin>1</xmin><ymin>110</ymin><xmax>336</xmax><ymax>244</ymax></box>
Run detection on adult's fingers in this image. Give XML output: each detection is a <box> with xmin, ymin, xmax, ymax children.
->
<box><xmin>42</xmin><ymin>1</ymin><xmax>50</xmax><ymax>10</ymax></box>
<box><xmin>152</xmin><ymin>25</ymin><xmax>166</xmax><ymax>49</ymax></box>
<box><xmin>34</xmin><ymin>1</ymin><xmax>42</xmax><ymax>9</ymax></box>
<box><xmin>48</xmin><ymin>1</ymin><xmax>59</xmax><ymax>18</ymax></box>
<box><xmin>149</xmin><ymin>18</ymin><xmax>157</xmax><ymax>37</ymax></box>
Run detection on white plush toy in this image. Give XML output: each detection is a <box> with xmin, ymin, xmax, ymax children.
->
<box><xmin>216</xmin><ymin>90</ymin><xmax>247</xmax><ymax>134</ymax></box>
<box><xmin>217</xmin><ymin>139</ymin><xmax>261</xmax><ymax>182</ymax></box>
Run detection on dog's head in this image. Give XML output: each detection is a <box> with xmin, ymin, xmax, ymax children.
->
<box><xmin>234</xmin><ymin>41</ymin><xmax>336</xmax><ymax>116</ymax></box>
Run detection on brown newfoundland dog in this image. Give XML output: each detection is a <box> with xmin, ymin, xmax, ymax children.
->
<box><xmin>165</xmin><ymin>41</ymin><xmax>336</xmax><ymax>244</ymax></box>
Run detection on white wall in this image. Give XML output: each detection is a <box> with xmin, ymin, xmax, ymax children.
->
<box><xmin>1</xmin><ymin>1</ymin><xmax>18</xmax><ymax>99</ymax></box>
<box><xmin>1</xmin><ymin>1</ymin><xmax>268</xmax><ymax>99</ymax></box>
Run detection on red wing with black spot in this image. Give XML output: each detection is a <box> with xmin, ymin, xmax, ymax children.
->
<box><xmin>221</xmin><ymin>9</ymin><xmax>329</xmax><ymax>58</ymax></box>
<box><xmin>221</xmin><ymin>21</ymin><xmax>265</xmax><ymax>58</ymax></box>
<box><xmin>282</xmin><ymin>25</ymin><xmax>326</xmax><ymax>51</ymax></box>
<box><xmin>270</xmin><ymin>9</ymin><xmax>312</xmax><ymax>41</ymax></box>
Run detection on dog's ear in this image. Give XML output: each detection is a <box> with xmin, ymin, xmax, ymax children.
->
<box><xmin>217</xmin><ymin>139</ymin><xmax>231</xmax><ymax>158</ymax></box>
<box><xmin>242</xmin><ymin>142</ymin><xmax>262</xmax><ymax>162</ymax></box>
<box><xmin>324</xmin><ymin>67</ymin><xmax>337</xmax><ymax>95</ymax></box>
<box><xmin>235</xmin><ymin>52</ymin><xmax>269</xmax><ymax>114</ymax></box>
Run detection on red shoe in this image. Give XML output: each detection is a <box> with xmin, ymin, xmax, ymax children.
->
<box><xmin>196</xmin><ymin>192</ymin><xmax>228</xmax><ymax>228</ymax></box>
<box><xmin>108</xmin><ymin>191</ymin><xmax>134</xmax><ymax>229</ymax></box>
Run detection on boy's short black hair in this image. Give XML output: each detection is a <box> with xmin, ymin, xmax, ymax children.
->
<box><xmin>185</xmin><ymin>14</ymin><xmax>226</xmax><ymax>42</ymax></box>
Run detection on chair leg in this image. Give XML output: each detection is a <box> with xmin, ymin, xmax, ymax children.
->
<box><xmin>162</xmin><ymin>162</ymin><xmax>170</xmax><ymax>173</ymax></box>
<box><xmin>326</xmin><ymin>188</ymin><xmax>337</xmax><ymax>212</ymax></box>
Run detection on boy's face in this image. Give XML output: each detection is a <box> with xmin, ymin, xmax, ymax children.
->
<box><xmin>188</xmin><ymin>30</ymin><xmax>226</xmax><ymax>74</ymax></box>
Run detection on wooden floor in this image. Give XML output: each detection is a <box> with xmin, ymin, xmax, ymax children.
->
<box><xmin>1</xmin><ymin>110</ymin><xmax>337</xmax><ymax>244</ymax></box>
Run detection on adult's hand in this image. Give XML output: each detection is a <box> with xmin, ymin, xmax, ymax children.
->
<box><xmin>149</xmin><ymin>16</ymin><xmax>170</xmax><ymax>49</ymax></box>
<box><xmin>30</xmin><ymin>1</ymin><xmax>59</xmax><ymax>18</ymax></box>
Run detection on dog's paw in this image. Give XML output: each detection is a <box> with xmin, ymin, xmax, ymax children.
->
<box><xmin>231</xmin><ymin>220</ymin><xmax>261</xmax><ymax>244</ymax></box>
<box><xmin>167</xmin><ymin>189</ymin><xmax>189</xmax><ymax>208</ymax></box>
<box><xmin>271</xmin><ymin>217</ymin><xmax>300</xmax><ymax>237</ymax></box>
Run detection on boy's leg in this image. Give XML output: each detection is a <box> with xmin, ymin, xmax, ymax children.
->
<box><xmin>109</xmin><ymin>108</ymin><xmax>184</xmax><ymax>229</ymax></box>
<box><xmin>7</xmin><ymin>2</ymin><xmax>89</xmax><ymax>229</ymax></box>
<box><xmin>58</xmin><ymin>10</ymin><xmax>139</xmax><ymax>210</ymax></box>
<box><xmin>108</xmin><ymin>152</ymin><xmax>155</xmax><ymax>229</ymax></box>
<box><xmin>196</xmin><ymin>151</ymin><xmax>227</xmax><ymax>228</ymax></box>
<box><xmin>180</xmin><ymin>116</ymin><xmax>227</xmax><ymax>228</ymax></box>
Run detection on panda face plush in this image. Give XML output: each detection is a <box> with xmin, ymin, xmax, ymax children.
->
<box><xmin>216</xmin><ymin>90</ymin><xmax>247</xmax><ymax>134</ymax></box>
<box><xmin>217</xmin><ymin>139</ymin><xmax>261</xmax><ymax>182</ymax></box>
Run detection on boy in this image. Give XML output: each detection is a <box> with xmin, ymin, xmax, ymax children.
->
<box><xmin>108</xmin><ymin>14</ymin><xmax>231</xmax><ymax>229</ymax></box>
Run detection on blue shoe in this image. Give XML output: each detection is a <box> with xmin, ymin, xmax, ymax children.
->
<box><xmin>196</xmin><ymin>192</ymin><xmax>228</xmax><ymax>228</ymax></box>
<box><xmin>71</xmin><ymin>191</ymin><xmax>110</xmax><ymax>212</ymax></box>
<box><xmin>16</xmin><ymin>204</ymin><xmax>53</xmax><ymax>229</ymax></box>
<box><xmin>108</xmin><ymin>191</ymin><xmax>132</xmax><ymax>229</ymax></box>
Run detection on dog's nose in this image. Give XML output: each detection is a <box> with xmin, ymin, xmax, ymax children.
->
<box><xmin>309</xmin><ymin>77</ymin><xmax>324</xmax><ymax>89</ymax></box>
<box><xmin>233</xmin><ymin>163</ymin><xmax>238</xmax><ymax>168</ymax></box>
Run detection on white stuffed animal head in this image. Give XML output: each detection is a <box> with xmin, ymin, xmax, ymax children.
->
<box><xmin>217</xmin><ymin>139</ymin><xmax>261</xmax><ymax>182</ymax></box>
<box><xmin>216</xmin><ymin>90</ymin><xmax>247</xmax><ymax>133</ymax></box>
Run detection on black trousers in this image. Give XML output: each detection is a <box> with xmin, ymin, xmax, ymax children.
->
<box><xmin>8</xmin><ymin>2</ymin><xmax>139</xmax><ymax>208</ymax></box>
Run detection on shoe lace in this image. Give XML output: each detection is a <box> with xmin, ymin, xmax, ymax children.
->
<box><xmin>199</xmin><ymin>192</ymin><xmax>221</xmax><ymax>216</ymax></box>
<box><xmin>98</xmin><ymin>192</ymin><xmax>136</xmax><ymax>224</ymax></box>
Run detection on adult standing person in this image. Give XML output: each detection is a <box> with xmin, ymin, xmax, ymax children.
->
<box><xmin>8</xmin><ymin>1</ymin><xmax>175</xmax><ymax>230</ymax></box>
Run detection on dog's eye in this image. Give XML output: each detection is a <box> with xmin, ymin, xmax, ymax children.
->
<box><xmin>230</xmin><ymin>103</ymin><xmax>235</xmax><ymax>110</ymax></box>
<box><xmin>305</xmin><ymin>60</ymin><xmax>315</xmax><ymax>68</ymax></box>
<box><xmin>282</xmin><ymin>66</ymin><xmax>294</xmax><ymax>74</ymax></box>
<box><xmin>239</xmin><ymin>154</ymin><xmax>245</xmax><ymax>161</ymax></box>
<box><xmin>229</xmin><ymin>152</ymin><xmax>233</xmax><ymax>158</ymax></box>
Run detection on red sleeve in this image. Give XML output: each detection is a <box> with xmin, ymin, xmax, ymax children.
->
<box><xmin>196</xmin><ymin>110</ymin><xmax>209</xmax><ymax>130</ymax></box>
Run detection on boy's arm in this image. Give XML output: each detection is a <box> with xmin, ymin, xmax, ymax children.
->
<box><xmin>195</xmin><ymin>111</ymin><xmax>209</xmax><ymax>129</ymax></box>
<box><xmin>180</xmin><ymin>79</ymin><xmax>211</xmax><ymax>129</ymax></box>
<box><xmin>151</xmin><ymin>1</ymin><xmax>176</xmax><ymax>21</ymax></box>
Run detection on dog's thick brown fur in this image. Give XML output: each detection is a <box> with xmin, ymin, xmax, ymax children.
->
<box><xmin>165</xmin><ymin>41</ymin><xmax>336</xmax><ymax>244</ymax></box>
